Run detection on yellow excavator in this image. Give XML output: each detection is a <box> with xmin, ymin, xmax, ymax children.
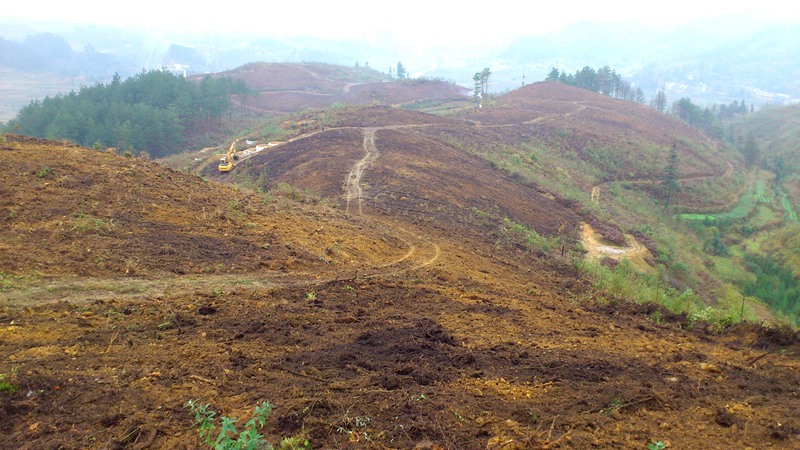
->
<box><xmin>218</xmin><ymin>140</ymin><xmax>239</xmax><ymax>172</ymax></box>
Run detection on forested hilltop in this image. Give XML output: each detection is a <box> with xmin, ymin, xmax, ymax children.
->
<box><xmin>3</xmin><ymin>70</ymin><xmax>248</xmax><ymax>157</ymax></box>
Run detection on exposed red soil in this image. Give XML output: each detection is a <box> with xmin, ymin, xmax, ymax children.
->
<box><xmin>342</xmin><ymin>80</ymin><xmax>468</xmax><ymax>106</ymax></box>
<box><xmin>219</xmin><ymin>63</ymin><xmax>468</xmax><ymax>116</ymax></box>
<box><xmin>210</xmin><ymin>63</ymin><xmax>352</xmax><ymax>94</ymax></box>
<box><xmin>2</xmin><ymin>99</ymin><xmax>800</xmax><ymax>450</ymax></box>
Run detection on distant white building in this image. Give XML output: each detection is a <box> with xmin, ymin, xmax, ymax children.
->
<box><xmin>163</xmin><ymin>64</ymin><xmax>189</xmax><ymax>77</ymax></box>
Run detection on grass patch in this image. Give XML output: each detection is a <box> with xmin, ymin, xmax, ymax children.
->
<box><xmin>70</xmin><ymin>213</ymin><xmax>116</xmax><ymax>234</ymax></box>
<box><xmin>500</xmin><ymin>217</ymin><xmax>555</xmax><ymax>253</ymax></box>
<box><xmin>750</xmin><ymin>204</ymin><xmax>778</xmax><ymax>228</ymax></box>
<box><xmin>0</xmin><ymin>366</ymin><xmax>20</xmax><ymax>393</ymax></box>
<box><xmin>781</xmin><ymin>194</ymin><xmax>798</xmax><ymax>224</ymax></box>
<box><xmin>35</xmin><ymin>166</ymin><xmax>56</xmax><ymax>178</ymax></box>
<box><xmin>577</xmin><ymin>258</ymin><xmax>748</xmax><ymax>330</ymax></box>
<box><xmin>0</xmin><ymin>272</ymin><xmax>39</xmax><ymax>292</ymax></box>
<box><xmin>679</xmin><ymin>213</ymin><xmax>718</xmax><ymax>223</ymax></box>
<box><xmin>678</xmin><ymin>183</ymin><xmax>755</xmax><ymax>222</ymax></box>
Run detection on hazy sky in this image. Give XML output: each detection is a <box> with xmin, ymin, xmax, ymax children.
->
<box><xmin>5</xmin><ymin>0</ymin><xmax>799</xmax><ymax>46</ymax></box>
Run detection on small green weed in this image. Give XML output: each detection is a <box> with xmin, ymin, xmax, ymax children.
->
<box><xmin>336</xmin><ymin>412</ymin><xmax>371</xmax><ymax>436</ymax></box>
<box><xmin>601</xmin><ymin>398</ymin><xmax>625</xmax><ymax>415</ymax></box>
<box><xmin>647</xmin><ymin>441</ymin><xmax>666</xmax><ymax>450</ymax></box>
<box><xmin>305</xmin><ymin>292</ymin><xmax>317</xmax><ymax>301</ymax></box>
<box><xmin>0</xmin><ymin>366</ymin><xmax>20</xmax><ymax>393</ymax></box>
<box><xmin>185</xmin><ymin>399</ymin><xmax>275</xmax><ymax>450</ymax></box>
<box><xmin>35</xmin><ymin>166</ymin><xmax>56</xmax><ymax>178</ymax></box>
<box><xmin>649</xmin><ymin>310</ymin><xmax>662</xmax><ymax>324</ymax></box>
<box><xmin>71</xmin><ymin>213</ymin><xmax>115</xmax><ymax>234</ymax></box>
<box><xmin>0</xmin><ymin>273</ymin><xmax>35</xmax><ymax>291</ymax></box>
<box><xmin>278</xmin><ymin>436</ymin><xmax>311</xmax><ymax>449</ymax></box>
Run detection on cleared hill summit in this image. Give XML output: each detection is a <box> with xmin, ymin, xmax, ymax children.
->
<box><xmin>218</xmin><ymin>62</ymin><xmax>468</xmax><ymax>115</ymax></box>
<box><xmin>473</xmin><ymin>82</ymin><xmax>733</xmax><ymax>185</ymax></box>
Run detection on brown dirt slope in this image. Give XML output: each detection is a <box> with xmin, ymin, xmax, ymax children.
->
<box><xmin>1</xmin><ymin>106</ymin><xmax>800</xmax><ymax>450</ymax></box>
<box><xmin>0</xmin><ymin>135</ymin><xmax>403</xmax><ymax>278</ymax></box>
<box><xmin>219</xmin><ymin>62</ymin><xmax>468</xmax><ymax>115</ymax></box>
<box><xmin>228</xmin><ymin>106</ymin><xmax>576</xmax><ymax>239</ymax></box>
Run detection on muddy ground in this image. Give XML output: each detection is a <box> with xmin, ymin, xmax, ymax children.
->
<box><xmin>2</xmin><ymin>102</ymin><xmax>800</xmax><ymax>449</ymax></box>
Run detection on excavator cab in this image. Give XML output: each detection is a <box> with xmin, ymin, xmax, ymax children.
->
<box><xmin>218</xmin><ymin>156</ymin><xmax>234</xmax><ymax>172</ymax></box>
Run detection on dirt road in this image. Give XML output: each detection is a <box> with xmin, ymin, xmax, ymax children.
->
<box><xmin>345</xmin><ymin>128</ymin><xmax>379</xmax><ymax>215</ymax></box>
<box><xmin>343</xmin><ymin>127</ymin><xmax>442</xmax><ymax>271</ymax></box>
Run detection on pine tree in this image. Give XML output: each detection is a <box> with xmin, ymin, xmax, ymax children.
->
<box><xmin>472</xmin><ymin>72</ymin><xmax>482</xmax><ymax>103</ymax></box>
<box><xmin>744</xmin><ymin>132</ymin><xmax>760</xmax><ymax>167</ymax></box>
<box><xmin>651</xmin><ymin>89</ymin><xmax>667</xmax><ymax>113</ymax></box>
<box><xmin>661</xmin><ymin>141</ymin><xmax>681</xmax><ymax>208</ymax></box>
<box><xmin>480</xmin><ymin>67</ymin><xmax>491</xmax><ymax>96</ymax></box>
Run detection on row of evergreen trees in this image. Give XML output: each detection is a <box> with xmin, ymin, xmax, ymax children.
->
<box><xmin>546</xmin><ymin>67</ymin><xmax>752</xmax><ymax>137</ymax></box>
<box><xmin>3</xmin><ymin>69</ymin><xmax>248</xmax><ymax>158</ymax></box>
<box><xmin>546</xmin><ymin>66</ymin><xmax>645</xmax><ymax>102</ymax></box>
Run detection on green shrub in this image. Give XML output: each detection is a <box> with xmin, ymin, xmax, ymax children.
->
<box><xmin>185</xmin><ymin>399</ymin><xmax>275</xmax><ymax>450</ymax></box>
<box><xmin>0</xmin><ymin>367</ymin><xmax>19</xmax><ymax>393</ymax></box>
<box><xmin>35</xmin><ymin>166</ymin><xmax>56</xmax><ymax>178</ymax></box>
<box><xmin>500</xmin><ymin>218</ymin><xmax>551</xmax><ymax>252</ymax></box>
<box><xmin>70</xmin><ymin>213</ymin><xmax>116</xmax><ymax>234</ymax></box>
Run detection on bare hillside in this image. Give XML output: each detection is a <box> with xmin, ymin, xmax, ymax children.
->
<box><xmin>216</xmin><ymin>62</ymin><xmax>468</xmax><ymax>115</ymax></box>
<box><xmin>1</xmin><ymin>105</ymin><xmax>799</xmax><ymax>450</ymax></box>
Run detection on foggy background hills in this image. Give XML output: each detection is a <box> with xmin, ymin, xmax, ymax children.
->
<box><xmin>1</xmin><ymin>14</ymin><xmax>799</xmax><ymax>122</ymax></box>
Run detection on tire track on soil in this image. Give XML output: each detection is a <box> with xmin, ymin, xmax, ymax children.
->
<box><xmin>344</xmin><ymin>127</ymin><xmax>441</xmax><ymax>272</ymax></box>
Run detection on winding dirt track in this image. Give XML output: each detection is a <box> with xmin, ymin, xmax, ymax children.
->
<box><xmin>343</xmin><ymin>127</ymin><xmax>442</xmax><ymax>271</ymax></box>
<box><xmin>345</xmin><ymin>128</ymin><xmax>378</xmax><ymax>215</ymax></box>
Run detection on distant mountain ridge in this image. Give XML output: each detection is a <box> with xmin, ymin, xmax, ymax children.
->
<box><xmin>1</xmin><ymin>14</ymin><xmax>798</xmax><ymax>121</ymax></box>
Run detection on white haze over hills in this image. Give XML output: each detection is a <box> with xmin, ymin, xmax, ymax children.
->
<box><xmin>2</xmin><ymin>0</ymin><xmax>800</xmax><ymax>121</ymax></box>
